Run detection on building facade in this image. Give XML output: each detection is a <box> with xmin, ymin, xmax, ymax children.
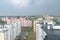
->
<box><xmin>1</xmin><ymin>17</ymin><xmax>32</xmax><ymax>27</ymax></box>
<box><xmin>0</xmin><ymin>21</ymin><xmax>21</xmax><ymax>40</ymax></box>
<box><xmin>36</xmin><ymin>23</ymin><xmax>47</xmax><ymax>40</ymax></box>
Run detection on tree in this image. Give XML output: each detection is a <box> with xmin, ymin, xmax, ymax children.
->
<box><xmin>0</xmin><ymin>19</ymin><xmax>5</xmax><ymax>24</ymax></box>
<box><xmin>17</xmin><ymin>16</ymin><xmax>20</xmax><ymax>18</ymax></box>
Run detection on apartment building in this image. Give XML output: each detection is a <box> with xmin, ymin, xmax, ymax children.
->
<box><xmin>0</xmin><ymin>25</ymin><xmax>8</xmax><ymax>40</ymax></box>
<box><xmin>36</xmin><ymin>23</ymin><xmax>47</xmax><ymax>40</ymax></box>
<box><xmin>0</xmin><ymin>21</ymin><xmax>21</xmax><ymax>40</ymax></box>
<box><xmin>33</xmin><ymin>17</ymin><xmax>43</xmax><ymax>32</ymax></box>
<box><xmin>1</xmin><ymin>17</ymin><xmax>32</xmax><ymax>27</ymax></box>
<box><xmin>43</xmin><ymin>14</ymin><xmax>54</xmax><ymax>20</ymax></box>
<box><xmin>19</xmin><ymin>17</ymin><xmax>32</xmax><ymax>27</ymax></box>
<box><xmin>33</xmin><ymin>20</ymin><xmax>39</xmax><ymax>32</ymax></box>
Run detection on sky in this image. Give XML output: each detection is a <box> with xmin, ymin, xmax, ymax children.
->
<box><xmin>0</xmin><ymin>0</ymin><xmax>60</xmax><ymax>16</ymax></box>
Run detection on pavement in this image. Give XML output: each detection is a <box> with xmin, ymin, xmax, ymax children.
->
<box><xmin>41</xmin><ymin>24</ymin><xmax>60</xmax><ymax>40</ymax></box>
<box><xmin>44</xmin><ymin>29</ymin><xmax>60</xmax><ymax>40</ymax></box>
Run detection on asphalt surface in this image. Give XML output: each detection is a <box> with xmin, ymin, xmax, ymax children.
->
<box><xmin>15</xmin><ymin>27</ymin><xmax>31</xmax><ymax>40</ymax></box>
<box><xmin>44</xmin><ymin>29</ymin><xmax>60</xmax><ymax>40</ymax></box>
<box><xmin>15</xmin><ymin>26</ymin><xmax>60</xmax><ymax>40</ymax></box>
<box><xmin>41</xmin><ymin>24</ymin><xmax>60</xmax><ymax>40</ymax></box>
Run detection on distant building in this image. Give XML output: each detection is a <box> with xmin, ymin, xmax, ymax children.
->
<box><xmin>43</xmin><ymin>20</ymin><xmax>55</xmax><ymax>29</ymax></box>
<box><xmin>43</xmin><ymin>14</ymin><xmax>54</xmax><ymax>20</ymax></box>
<box><xmin>37</xmin><ymin>18</ymin><xmax>43</xmax><ymax>21</ymax></box>
<box><xmin>1</xmin><ymin>17</ymin><xmax>6</xmax><ymax>22</ymax></box>
<box><xmin>1</xmin><ymin>17</ymin><xmax>32</xmax><ymax>27</ymax></box>
<box><xmin>56</xmin><ymin>17</ymin><xmax>60</xmax><ymax>22</ymax></box>
<box><xmin>19</xmin><ymin>17</ymin><xmax>32</xmax><ymax>27</ymax></box>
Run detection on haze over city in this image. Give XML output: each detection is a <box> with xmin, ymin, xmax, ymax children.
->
<box><xmin>0</xmin><ymin>0</ymin><xmax>60</xmax><ymax>16</ymax></box>
<box><xmin>0</xmin><ymin>0</ymin><xmax>60</xmax><ymax>40</ymax></box>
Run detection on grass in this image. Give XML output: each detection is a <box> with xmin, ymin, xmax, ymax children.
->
<box><xmin>56</xmin><ymin>21</ymin><xmax>60</xmax><ymax>25</ymax></box>
<box><xmin>53</xmin><ymin>19</ymin><xmax>60</xmax><ymax>25</ymax></box>
<box><xmin>26</xmin><ymin>27</ymin><xmax>36</xmax><ymax>40</ymax></box>
<box><xmin>21</xmin><ymin>20</ymin><xmax>36</xmax><ymax>40</ymax></box>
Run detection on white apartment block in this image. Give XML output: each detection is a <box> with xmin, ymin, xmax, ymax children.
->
<box><xmin>0</xmin><ymin>21</ymin><xmax>21</xmax><ymax>40</ymax></box>
<box><xmin>36</xmin><ymin>23</ymin><xmax>47</xmax><ymax>40</ymax></box>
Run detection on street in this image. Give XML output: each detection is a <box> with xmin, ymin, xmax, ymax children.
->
<box><xmin>15</xmin><ymin>27</ymin><xmax>31</xmax><ymax>40</ymax></box>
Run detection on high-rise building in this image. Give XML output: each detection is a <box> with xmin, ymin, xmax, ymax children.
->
<box><xmin>0</xmin><ymin>21</ymin><xmax>21</xmax><ymax>40</ymax></box>
<box><xmin>36</xmin><ymin>23</ymin><xmax>47</xmax><ymax>40</ymax></box>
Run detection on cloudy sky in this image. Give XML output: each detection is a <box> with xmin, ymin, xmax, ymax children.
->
<box><xmin>0</xmin><ymin>0</ymin><xmax>60</xmax><ymax>16</ymax></box>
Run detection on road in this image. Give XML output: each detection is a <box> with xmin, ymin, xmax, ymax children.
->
<box><xmin>15</xmin><ymin>27</ymin><xmax>31</xmax><ymax>40</ymax></box>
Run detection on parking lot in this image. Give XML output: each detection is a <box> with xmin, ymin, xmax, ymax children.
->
<box><xmin>44</xmin><ymin>29</ymin><xmax>60</xmax><ymax>40</ymax></box>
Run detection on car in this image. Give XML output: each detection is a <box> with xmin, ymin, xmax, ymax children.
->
<box><xmin>23</xmin><ymin>37</ymin><xmax>26</xmax><ymax>40</ymax></box>
<box><xmin>26</xmin><ymin>32</ymin><xmax>28</xmax><ymax>36</ymax></box>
